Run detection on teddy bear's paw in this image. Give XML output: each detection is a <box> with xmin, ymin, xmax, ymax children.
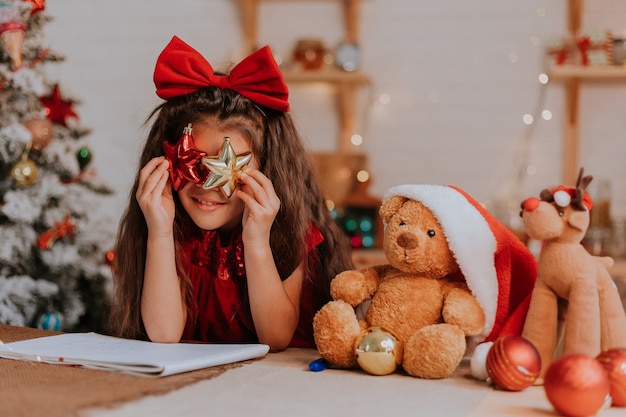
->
<box><xmin>330</xmin><ymin>270</ymin><xmax>376</xmax><ymax>306</ymax></box>
<box><xmin>313</xmin><ymin>300</ymin><xmax>361</xmax><ymax>368</ymax></box>
<box><xmin>442</xmin><ymin>288</ymin><xmax>486</xmax><ymax>336</ymax></box>
<box><xmin>402</xmin><ymin>323</ymin><xmax>466</xmax><ymax>379</ymax></box>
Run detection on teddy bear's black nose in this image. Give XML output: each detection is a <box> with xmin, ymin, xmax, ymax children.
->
<box><xmin>396</xmin><ymin>232</ymin><xmax>419</xmax><ymax>250</ymax></box>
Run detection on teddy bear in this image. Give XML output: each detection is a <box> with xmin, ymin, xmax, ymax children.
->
<box><xmin>313</xmin><ymin>184</ymin><xmax>538</xmax><ymax>379</ymax></box>
<box><xmin>520</xmin><ymin>168</ymin><xmax>626</xmax><ymax>382</ymax></box>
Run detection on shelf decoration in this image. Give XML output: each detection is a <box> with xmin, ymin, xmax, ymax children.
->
<box><xmin>292</xmin><ymin>38</ymin><xmax>327</xmax><ymax>71</ymax></box>
<box><xmin>546</xmin><ymin>29</ymin><xmax>614</xmax><ymax>68</ymax></box>
<box><xmin>546</xmin><ymin>34</ymin><xmax>575</xmax><ymax>68</ymax></box>
<box><xmin>335</xmin><ymin>42</ymin><xmax>360</xmax><ymax>72</ymax></box>
<box><xmin>576</xmin><ymin>29</ymin><xmax>613</xmax><ymax>66</ymax></box>
<box><xmin>614</xmin><ymin>36</ymin><xmax>626</xmax><ymax>66</ymax></box>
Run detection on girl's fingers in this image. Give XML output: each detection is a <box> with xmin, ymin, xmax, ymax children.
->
<box><xmin>138</xmin><ymin>158</ymin><xmax>169</xmax><ymax>195</ymax></box>
<box><xmin>239</xmin><ymin>170</ymin><xmax>279</xmax><ymax>206</ymax></box>
<box><xmin>137</xmin><ymin>158</ymin><xmax>170</xmax><ymax>204</ymax></box>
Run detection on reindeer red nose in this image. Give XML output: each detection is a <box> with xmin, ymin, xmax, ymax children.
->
<box><xmin>522</xmin><ymin>197</ymin><xmax>541</xmax><ymax>212</ymax></box>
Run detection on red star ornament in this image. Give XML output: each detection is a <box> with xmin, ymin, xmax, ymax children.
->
<box><xmin>25</xmin><ymin>0</ymin><xmax>46</xmax><ymax>14</ymax></box>
<box><xmin>40</xmin><ymin>84</ymin><xmax>78</xmax><ymax>127</ymax></box>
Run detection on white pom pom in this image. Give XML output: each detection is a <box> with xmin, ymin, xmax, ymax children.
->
<box><xmin>470</xmin><ymin>341</ymin><xmax>493</xmax><ymax>380</ymax></box>
<box><xmin>553</xmin><ymin>190</ymin><xmax>571</xmax><ymax>208</ymax></box>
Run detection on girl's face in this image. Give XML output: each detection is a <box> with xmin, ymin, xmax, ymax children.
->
<box><xmin>177</xmin><ymin>124</ymin><xmax>258</xmax><ymax>231</ymax></box>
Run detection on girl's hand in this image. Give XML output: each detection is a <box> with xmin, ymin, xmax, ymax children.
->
<box><xmin>136</xmin><ymin>157</ymin><xmax>175</xmax><ymax>237</ymax></box>
<box><xmin>236</xmin><ymin>169</ymin><xmax>280</xmax><ymax>247</ymax></box>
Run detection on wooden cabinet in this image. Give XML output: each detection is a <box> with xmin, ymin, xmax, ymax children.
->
<box><xmin>550</xmin><ymin>0</ymin><xmax>626</xmax><ymax>185</ymax></box>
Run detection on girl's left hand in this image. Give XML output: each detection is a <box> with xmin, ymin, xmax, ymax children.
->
<box><xmin>236</xmin><ymin>169</ymin><xmax>280</xmax><ymax>247</ymax></box>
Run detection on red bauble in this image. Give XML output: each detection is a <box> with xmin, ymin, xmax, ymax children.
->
<box><xmin>596</xmin><ymin>348</ymin><xmax>626</xmax><ymax>407</ymax></box>
<box><xmin>544</xmin><ymin>354</ymin><xmax>611</xmax><ymax>417</ymax></box>
<box><xmin>486</xmin><ymin>335</ymin><xmax>541</xmax><ymax>391</ymax></box>
<box><xmin>105</xmin><ymin>250</ymin><xmax>115</xmax><ymax>265</ymax></box>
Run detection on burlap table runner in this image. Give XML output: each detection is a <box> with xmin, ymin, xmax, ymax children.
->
<box><xmin>0</xmin><ymin>325</ymin><xmax>243</xmax><ymax>417</ymax></box>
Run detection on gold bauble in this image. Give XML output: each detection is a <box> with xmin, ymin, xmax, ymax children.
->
<box><xmin>24</xmin><ymin>118</ymin><xmax>54</xmax><ymax>150</ymax></box>
<box><xmin>354</xmin><ymin>326</ymin><xmax>403</xmax><ymax>376</ymax></box>
<box><xmin>11</xmin><ymin>155</ymin><xmax>39</xmax><ymax>186</ymax></box>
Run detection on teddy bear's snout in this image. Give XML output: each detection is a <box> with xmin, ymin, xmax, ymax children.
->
<box><xmin>396</xmin><ymin>232</ymin><xmax>419</xmax><ymax>250</ymax></box>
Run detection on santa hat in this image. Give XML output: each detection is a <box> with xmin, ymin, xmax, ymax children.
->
<box><xmin>383</xmin><ymin>184</ymin><xmax>537</xmax><ymax>354</ymax></box>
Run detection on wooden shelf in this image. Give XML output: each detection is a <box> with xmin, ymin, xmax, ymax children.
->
<box><xmin>283</xmin><ymin>69</ymin><xmax>370</xmax><ymax>85</ymax></box>
<box><xmin>236</xmin><ymin>0</ymin><xmax>362</xmax><ymax>54</ymax></box>
<box><xmin>553</xmin><ymin>0</ymin><xmax>626</xmax><ymax>185</ymax></box>
<box><xmin>550</xmin><ymin>65</ymin><xmax>626</xmax><ymax>82</ymax></box>
<box><xmin>233</xmin><ymin>0</ymin><xmax>370</xmax><ymax>153</ymax></box>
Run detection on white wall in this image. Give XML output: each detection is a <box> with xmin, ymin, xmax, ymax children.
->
<box><xmin>43</xmin><ymin>0</ymin><xmax>626</xmax><ymax>228</ymax></box>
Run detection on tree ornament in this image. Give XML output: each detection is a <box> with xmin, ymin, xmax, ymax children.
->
<box><xmin>544</xmin><ymin>354</ymin><xmax>611</xmax><ymax>417</ymax></box>
<box><xmin>201</xmin><ymin>137</ymin><xmax>252</xmax><ymax>198</ymax></box>
<box><xmin>163</xmin><ymin>123</ymin><xmax>208</xmax><ymax>190</ymax></box>
<box><xmin>485</xmin><ymin>335</ymin><xmax>541</xmax><ymax>391</ymax></box>
<box><xmin>37</xmin><ymin>309</ymin><xmax>64</xmax><ymax>331</ymax></box>
<box><xmin>40</xmin><ymin>84</ymin><xmax>79</xmax><ymax>127</ymax></box>
<box><xmin>25</xmin><ymin>0</ymin><xmax>46</xmax><ymax>14</ymax></box>
<box><xmin>0</xmin><ymin>2</ymin><xmax>26</xmax><ymax>69</ymax></box>
<box><xmin>24</xmin><ymin>117</ymin><xmax>54</xmax><ymax>150</ymax></box>
<box><xmin>11</xmin><ymin>143</ymin><xmax>38</xmax><ymax>186</ymax></box>
<box><xmin>76</xmin><ymin>146</ymin><xmax>92</xmax><ymax>170</ymax></box>
<box><xmin>37</xmin><ymin>215</ymin><xmax>76</xmax><ymax>249</ymax></box>
<box><xmin>105</xmin><ymin>249</ymin><xmax>115</xmax><ymax>266</ymax></box>
<box><xmin>354</xmin><ymin>326</ymin><xmax>403</xmax><ymax>376</ymax></box>
<box><xmin>596</xmin><ymin>348</ymin><xmax>626</xmax><ymax>407</ymax></box>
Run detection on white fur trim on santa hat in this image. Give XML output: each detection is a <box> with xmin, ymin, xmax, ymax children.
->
<box><xmin>383</xmin><ymin>184</ymin><xmax>498</xmax><ymax>340</ymax></box>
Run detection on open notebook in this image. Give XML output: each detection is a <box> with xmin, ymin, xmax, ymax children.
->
<box><xmin>0</xmin><ymin>332</ymin><xmax>269</xmax><ymax>377</ymax></box>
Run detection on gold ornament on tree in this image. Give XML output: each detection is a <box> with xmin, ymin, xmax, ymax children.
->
<box><xmin>0</xmin><ymin>2</ymin><xmax>26</xmax><ymax>70</ymax></box>
<box><xmin>11</xmin><ymin>142</ymin><xmax>38</xmax><ymax>186</ymax></box>
<box><xmin>24</xmin><ymin>117</ymin><xmax>54</xmax><ymax>150</ymax></box>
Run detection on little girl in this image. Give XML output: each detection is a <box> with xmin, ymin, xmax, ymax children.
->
<box><xmin>107</xmin><ymin>36</ymin><xmax>353</xmax><ymax>350</ymax></box>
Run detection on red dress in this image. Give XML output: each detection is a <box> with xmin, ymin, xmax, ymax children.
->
<box><xmin>180</xmin><ymin>226</ymin><xmax>324</xmax><ymax>348</ymax></box>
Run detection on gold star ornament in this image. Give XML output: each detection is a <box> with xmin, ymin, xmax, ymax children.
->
<box><xmin>201</xmin><ymin>137</ymin><xmax>252</xmax><ymax>197</ymax></box>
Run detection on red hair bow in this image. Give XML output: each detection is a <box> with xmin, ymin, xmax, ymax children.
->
<box><xmin>153</xmin><ymin>36</ymin><xmax>290</xmax><ymax>112</ymax></box>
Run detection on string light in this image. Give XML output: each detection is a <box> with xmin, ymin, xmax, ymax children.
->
<box><xmin>351</xmin><ymin>133</ymin><xmax>363</xmax><ymax>146</ymax></box>
<box><xmin>356</xmin><ymin>169</ymin><xmax>370</xmax><ymax>182</ymax></box>
<box><xmin>378</xmin><ymin>93</ymin><xmax>391</xmax><ymax>105</ymax></box>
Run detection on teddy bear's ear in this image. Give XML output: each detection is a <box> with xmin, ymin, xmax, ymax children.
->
<box><xmin>379</xmin><ymin>195</ymin><xmax>408</xmax><ymax>223</ymax></box>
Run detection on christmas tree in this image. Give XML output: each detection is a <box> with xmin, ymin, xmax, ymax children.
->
<box><xmin>0</xmin><ymin>0</ymin><xmax>115</xmax><ymax>332</ymax></box>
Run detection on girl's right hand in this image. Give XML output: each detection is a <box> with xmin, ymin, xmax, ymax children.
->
<box><xmin>136</xmin><ymin>157</ymin><xmax>175</xmax><ymax>237</ymax></box>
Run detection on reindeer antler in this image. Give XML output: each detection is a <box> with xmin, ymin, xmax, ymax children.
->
<box><xmin>572</xmin><ymin>167</ymin><xmax>593</xmax><ymax>210</ymax></box>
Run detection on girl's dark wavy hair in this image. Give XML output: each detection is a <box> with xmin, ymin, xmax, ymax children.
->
<box><xmin>107</xmin><ymin>86</ymin><xmax>353</xmax><ymax>339</ymax></box>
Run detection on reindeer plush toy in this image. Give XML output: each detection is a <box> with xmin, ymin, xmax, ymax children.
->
<box><xmin>520</xmin><ymin>168</ymin><xmax>626</xmax><ymax>383</ymax></box>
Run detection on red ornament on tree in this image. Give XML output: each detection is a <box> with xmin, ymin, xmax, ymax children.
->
<box><xmin>105</xmin><ymin>249</ymin><xmax>116</xmax><ymax>272</ymax></box>
<box><xmin>25</xmin><ymin>0</ymin><xmax>46</xmax><ymax>14</ymax></box>
<box><xmin>485</xmin><ymin>335</ymin><xmax>541</xmax><ymax>391</ymax></box>
<box><xmin>544</xmin><ymin>354</ymin><xmax>611</xmax><ymax>417</ymax></box>
<box><xmin>596</xmin><ymin>348</ymin><xmax>626</xmax><ymax>407</ymax></box>
<box><xmin>37</xmin><ymin>215</ymin><xmax>76</xmax><ymax>249</ymax></box>
<box><xmin>40</xmin><ymin>84</ymin><xmax>78</xmax><ymax>127</ymax></box>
